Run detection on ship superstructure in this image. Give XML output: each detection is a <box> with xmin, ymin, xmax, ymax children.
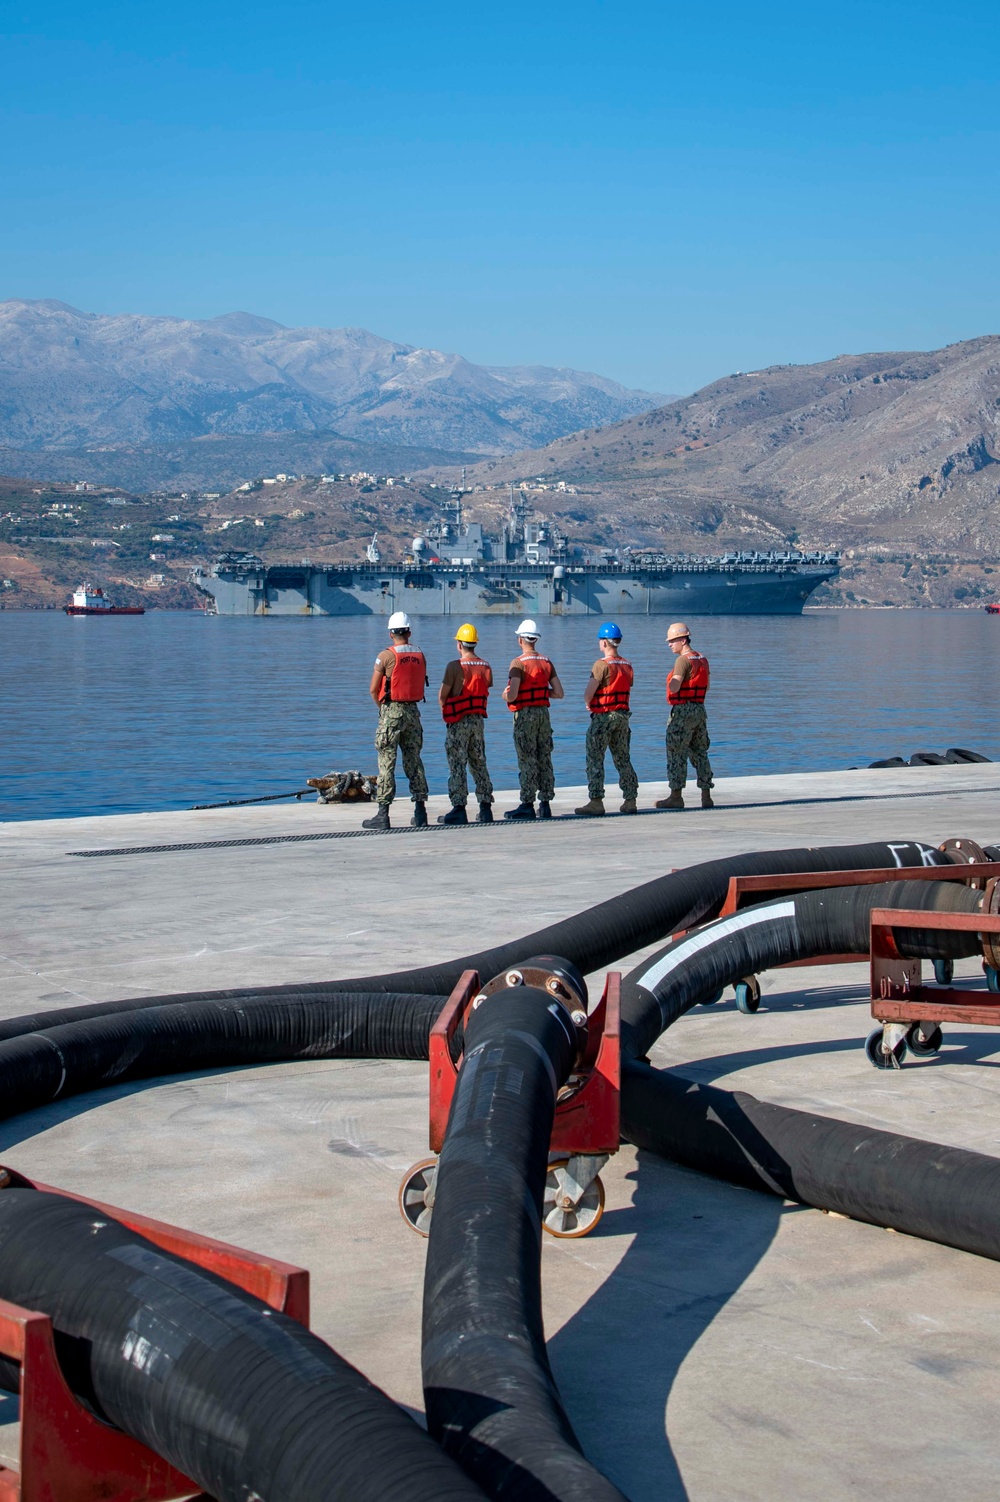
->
<box><xmin>191</xmin><ymin>487</ymin><xmax>839</xmax><ymax>617</ymax></box>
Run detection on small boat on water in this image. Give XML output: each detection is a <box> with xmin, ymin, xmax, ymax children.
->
<box><xmin>987</xmin><ymin>603</ymin><xmax>999</xmax><ymax>615</ymax></box>
<box><xmin>64</xmin><ymin>585</ymin><xmax>145</xmax><ymax>616</ymax></box>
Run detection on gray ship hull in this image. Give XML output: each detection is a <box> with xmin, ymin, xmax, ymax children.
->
<box><xmin>192</xmin><ymin>559</ymin><xmax>838</xmax><ymax>616</ymax></box>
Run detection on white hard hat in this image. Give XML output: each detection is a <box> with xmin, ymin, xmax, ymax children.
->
<box><xmin>387</xmin><ymin>611</ymin><xmax>411</xmax><ymax>631</ymax></box>
<box><xmin>516</xmin><ymin>618</ymin><xmax>539</xmax><ymax>639</ymax></box>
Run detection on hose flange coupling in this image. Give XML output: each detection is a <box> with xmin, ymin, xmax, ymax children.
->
<box><xmin>475</xmin><ymin>954</ymin><xmax>590</xmax><ymax>1060</ymax></box>
<box><xmin>982</xmin><ymin>880</ymin><xmax>1000</xmax><ymax>974</ymax></box>
<box><xmin>939</xmin><ymin>837</ymin><xmax>991</xmax><ymax>887</ymax></box>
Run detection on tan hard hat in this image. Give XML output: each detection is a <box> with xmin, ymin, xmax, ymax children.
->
<box><xmin>666</xmin><ymin>621</ymin><xmax>691</xmax><ymax>642</ymax></box>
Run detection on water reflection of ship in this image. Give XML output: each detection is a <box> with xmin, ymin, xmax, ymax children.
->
<box><xmin>191</xmin><ymin>485</ymin><xmax>840</xmax><ymax>617</ymax></box>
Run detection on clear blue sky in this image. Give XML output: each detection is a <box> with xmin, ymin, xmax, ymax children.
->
<box><xmin>3</xmin><ymin>0</ymin><xmax>999</xmax><ymax>394</ymax></box>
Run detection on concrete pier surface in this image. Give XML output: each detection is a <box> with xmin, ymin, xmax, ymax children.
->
<box><xmin>2</xmin><ymin>763</ymin><xmax>1000</xmax><ymax>1500</ymax></box>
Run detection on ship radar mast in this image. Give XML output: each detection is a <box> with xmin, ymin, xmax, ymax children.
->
<box><xmin>501</xmin><ymin>482</ymin><xmax>531</xmax><ymax>561</ymax></box>
<box><xmin>447</xmin><ymin>485</ymin><xmax>463</xmax><ymax>538</ymax></box>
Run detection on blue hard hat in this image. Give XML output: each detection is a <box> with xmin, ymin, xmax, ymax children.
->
<box><xmin>598</xmin><ymin>621</ymin><xmax>622</xmax><ymax>640</ymax></box>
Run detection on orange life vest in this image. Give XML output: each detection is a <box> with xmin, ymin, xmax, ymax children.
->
<box><xmin>378</xmin><ymin>645</ymin><xmax>426</xmax><ymax>704</ymax></box>
<box><xmin>442</xmin><ymin>657</ymin><xmax>490</xmax><ymax>723</ymax></box>
<box><xmin>590</xmin><ymin>657</ymin><xmax>633</xmax><ymax>715</ymax></box>
<box><xmin>508</xmin><ymin>653</ymin><xmax>552</xmax><ymax>712</ymax></box>
<box><xmin>667</xmin><ymin>647</ymin><xmax>709</xmax><ymax>705</ymax></box>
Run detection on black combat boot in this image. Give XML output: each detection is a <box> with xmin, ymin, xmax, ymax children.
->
<box><xmin>411</xmin><ymin>802</ymin><xmax>428</xmax><ymax>828</ymax></box>
<box><xmin>362</xmin><ymin>805</ymin><xmax>391</xmax><ymax>831</ymax></box>
<box><xmin>477</xmin><ymin>802</ymin><xmax>494</xmax><ymax>823</ymax></box>
<box><xmin>438</xmin><ymin>805</ymin><xmax>468</xmax><ymax>825</ymax></box>
<box><xmin>505</xmin><ymin>801</ymin><xmax>536</xmax><ymax>820</ymax></box>
<box><xmin>538</xmin><ymin>800</ymin><xmax>552</xmax><ymax>820</ymax></box>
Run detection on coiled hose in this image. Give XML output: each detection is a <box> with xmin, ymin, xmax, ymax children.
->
<box><xmin>0</xmin><ymin>840</ymin><xmax>948</xmax><ymax>1045</ymax></box>
<box><xmin>621</xmin><ymin>1066</ymin><xmax>1000</xmax><ymax>1263</ymax></box>
<box><xmin>618</xmin><ymin>877</ymin><xmax>1000</xmax><ymax>1262</ymax></box>
<box><xmin>0</xmin><ymin>840</ymin><xmax>982</xmax><ymax>1502</ymax></box>
<box><xmin>0</xmin><ymin>991</ymin><xmax>444</xmax><ymax>1121</ymax></box>
<box><xmin>0</xmin><ymin>1187</ymin><xmax>486</xmax><ymax>1502</ymax></box>
<box><xmin>420</xmin><ymin>877</ymin><xmax>999</xmax><ymax>1500</ymax></box>
<box><xmin>619</xmin><ymin>874</ymin><xmax>984</xmax><ymax>1059</ymax></box>
<box><xmin>422</xmin><ymin>984</ymin><xmax>627</xmax><ymax>1502</ymax></box>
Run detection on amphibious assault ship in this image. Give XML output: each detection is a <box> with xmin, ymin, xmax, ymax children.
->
<box><xmin>191</xmin><ymin>489</ymin><xmax>839</xmax><ymax>617</ymax></box>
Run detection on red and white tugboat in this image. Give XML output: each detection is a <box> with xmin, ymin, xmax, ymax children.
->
<box><xmin>64</xmin><ymin>584</ymin><xmax>145</xmax><ymax>616</ymax></box>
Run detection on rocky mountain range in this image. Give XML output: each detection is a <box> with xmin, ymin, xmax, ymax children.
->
<box><xmin>453</xmin><ymin>337</ymin><xmax>1000</xmax><ymax>564</ymax></box>
<box><xmin>3</xmin><ymin>314</ymin><xmax>999</xmax><ymax>609</ymax></box>
<box><xmin>0</xmin><ymin>299</ymin><xmax>666</xmax><ymax>459</ymax></box>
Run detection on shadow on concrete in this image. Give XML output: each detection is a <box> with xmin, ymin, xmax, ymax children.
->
<box><xmin>665</xmin><ymin>1030</ymin><xmax>1000</xmax><ymax>1088</ymax></box>
<box><xmin>696</xmin><ymin>973</ymin><xmax>994</xmax><ymax>1020</ymax></box>
<box><xmin>750</xmin><ymin>980</ymin><xmax>869</xmax><ymax>1011</ymax></box>
<box><xmin>547</xmin><ymin>1151</ymin><xmax>787</xmax><ymax>1502</ymax></box>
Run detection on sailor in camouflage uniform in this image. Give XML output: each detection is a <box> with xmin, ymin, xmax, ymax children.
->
<box><xmin>575</xmin><ymin>623</ymin><xmax>639</xmax><ymax>815</ymax></box>
<box><xmin>438</xmin><ymin>623</ymin><xmax>494</xmax><ymax>825</ymax></box>
<box><xmin>502</xmin><ymin>620</ymin><xmax>565</xmax><ymax>820</ymax></box>
<box><xmin>362</xmin><ymin>612</ymin><xmax>430</xmax><ymax>831</ymax></box>
<box><xmin>656</xmin><ymin>621</ymin><xmax>715</xmax><ymax>811</ymax></box>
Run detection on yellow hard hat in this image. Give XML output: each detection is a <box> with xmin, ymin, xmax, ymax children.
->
<box><xmin>455</xmin><ymin>622</ymin><xmax>479</xmax><ymax>644</ymax></box>
<box><xmin>666</xmin><ymin>621</ymin><xmax>691</xmax><ymax>642</ymax></box>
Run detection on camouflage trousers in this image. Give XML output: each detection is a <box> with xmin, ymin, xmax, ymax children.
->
<box><xmin>375</xmin><ymin>702</ymin><xmax>429</xmax><ymax>807</ymax></box>
<box><xmin>667</xmin><ymin>702</ymin><xmax>714</xmax><ymax>790</ymax></box>
<box><xmin>586</xmin><ymin>711</ymin><xmax>639</xmax><ymax>800</ymax></box>
<box><xmin>512</xmin><ymin>705</ymin><xmax>555</xmax><ymax>802</ymax></box>
<box><xmin>445</xmin><ymin>715</ymin><xmax>494</xmax><ymax>806</ymax></box>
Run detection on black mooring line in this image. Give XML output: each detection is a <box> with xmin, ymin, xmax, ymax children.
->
<box><xmin>64</xmin><ymin>782</ymin><xmax>1000</xmax><ymax>857</ymax></box>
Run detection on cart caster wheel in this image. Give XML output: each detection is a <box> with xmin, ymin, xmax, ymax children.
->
<box><xmin>399</xmin><ymin>1157</ymin><xmax>438</xmax><ymax>1236</ymax></box>
<box><xmin>906</xmin><ymin>1023</ymin><xmax>943</xmax><ymax>1055</ymax></box>
<box><xmin>699</xmin><ymin>989</ymin><xmax>724</xmax><ymax>1006</ymax></box>
<box><xmin>986</xmin><ymin>965</ymin><xmax>1000</xmax><ymax>995</ymax></box>
<box><xmin>735</xmin><ymin>978</ymin><xmax>761</xmax><ymax>1015</ymax></box>
<box><xmin>933</xmin><ymin>958</ymin><xmax>954</xmax><ymax>986</ymax></box>
<box><xmin>865</xmin><ymin>1027</ymin><xmax>907</xmax><ymax>1070</ymax></box>
<box><xmin>542</xmin><ymin>1159</ymin><xmax>605</xmax><ymax>1238</ymax></box>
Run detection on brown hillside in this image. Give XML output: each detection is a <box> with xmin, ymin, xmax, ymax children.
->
<box><xmin>441</xmin><ymin>338</ymin><xmax>1000</xmax><ymax>562</ymax></box>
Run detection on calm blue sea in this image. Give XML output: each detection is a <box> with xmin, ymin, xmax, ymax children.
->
<box><xmin>1</xmin><ymin>610</ymin><xmax>997</xmax><ymax>822</ymax></box>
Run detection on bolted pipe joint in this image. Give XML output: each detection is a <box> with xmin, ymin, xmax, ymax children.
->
<box><xmin>471</xmin><ymin>954</ymin><xmax>590</xmax><ymax>1063</ymax></box>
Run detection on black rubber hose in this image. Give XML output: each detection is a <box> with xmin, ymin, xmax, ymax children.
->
<box><xmin>0</xmin><ymin>988</ymin><xmax>439</xmax><ymax>1046</ymax></box>
<box><xmin>615</xmin><ymin>877</ymin><xmax>1000</xmax><ymax>1259</ymax></box>
<box><xmin>0</xmin><ymin>992</ymin><xmax>446</xmax><ymax>1123</ymax></box>
<box><xmin>0</xmin><ymin>1188</ymin><xmax>486</xmax><ymax>1502</ymax></box>
<box><xmin>0</xmin><ymin>847</ymin><xmax>969</xmax><ymax>1502</ymax></box>
<box><xmin>619</xmin><ymin>877</ymin><xmax>984</xmax><ymax>1060</ymax></box>
<box><xmin>621</xmin><ymin>1065</ymin><xmax>1000</xmax><ymax>1263</ymax></box>
<box><xmin>0</xmin><ymin>839</ymin><xmax>950</xmax><ymax>1045</ymax></box>
<box><xmin>422</xmin><ymin>985</ymin><xmax>627</xmax><ymax>1502</ymax></box>
<box><xmin>321</xmin><ymin>839</ymin><xmax>952</xmax><ymax>995</ymax></box>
